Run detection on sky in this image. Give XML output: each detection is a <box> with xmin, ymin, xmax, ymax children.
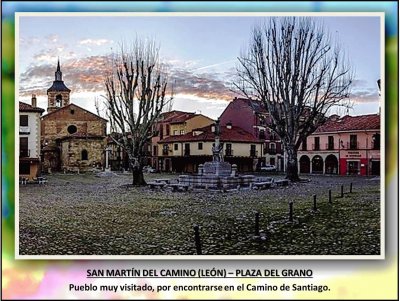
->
<box><xmin>18</xmin><ymin>14</ymin><xmax>382</xmax><ymax>119</ymax></box>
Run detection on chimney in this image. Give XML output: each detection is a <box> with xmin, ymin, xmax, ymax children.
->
<box><xmin>31</xmin><ymin>94</ymin><xmax>37</xmax><ymax>107</ymax></box>
<box><xmin>226</xmin><ymin>121</ymin><xmax>232</xmax><ymax>129</ymax></box>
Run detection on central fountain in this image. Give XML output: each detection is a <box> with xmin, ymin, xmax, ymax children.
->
<box><xmin>178</xmin><ymin>118</ymin><xmax>255</xmax><ymax>190</ymax></box>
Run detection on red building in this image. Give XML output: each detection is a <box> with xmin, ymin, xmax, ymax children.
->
<box><xmin>219</xmin><ymin>97</ymin><xmax>284</xmax><ymax>170</ymax></box>
<box><xmin>298</xmin><ymin>114</ymin><xmax>381</xmax><ymax>176</ymax></box>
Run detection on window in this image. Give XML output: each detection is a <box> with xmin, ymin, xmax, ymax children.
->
<box><xmin>70</xmin><ymin>109</ymin><xmax>75</xmax><ymax>115</ymax></box>
<box><xmin>81</xmin><ymin>149</ymin><xmax>88</xmax><ymax>160</ymax></box>
<box><xmin>166</xmin><ymin>124</ymin><xmax>170</xmax><ymax>136</ymax></box>
<box><xmin>162</xmin><ymin>144</ymin><xmax>169</xmax><ymax>155</ymax></box>
<box><xmin>372</xmin><ymin>133</ymin><xmax>380</xmax><ymax>150</ymax></box>
<box><xmin>19</xmin><ymin>162</ymin><xmax>30</xmax><ymax>175</ymax></box>
<box><xmin>67</xmin><ymin>125</ymin><xmax>77</xmax><ymax>134</ymax></box>
<box><xmin>153</xmin><ymin>145</ymin><xmax>158</xmax><ymax>156</ymax></box>
<box><xmin>198</xmin><ymin>142</ymin><xmax>203</xmax><ymax>150</ymax></box>
<box><xmin>225</xmin><ymin>143</ymin><xmax>233</xmax><ymax>156</ymax></box>
<box><xmin>56</xmin><ymin>94</ymin><xmax>62</xmax><ymax>107</ymax></box>
<box><xmin>173</xmin><ymin>130</ymin><xmax>178</xmax><ymax>136</ymax></box>
<box><xmin>259</xmin><ymin>130</ymin><xmax>265</xmax><ymax>140</ymax></box>
<box><xmin>270</xmin><ymin>157</ymin><xmax>275</xmax><ymax>165</ymax></box>
<box><xmin>20</xmin><ymin>137</ymin><xmax>29</xmax><ymax>157</ymax></box>
<box><xmin>250</xmin><ymin>144</ymin><xmax>257</xmax><ymax>157</ymax></box>
<box><xmin>174</xmin><ymin>144</ymin><xmax>179</xmax><ymax>151</ymax></box>
<box><xmin>314</xmin><ymin>137</ymin><xmax>320</xmax><ymax>150</ymax></box>
<box><xmin>328</xmin><ymin>136</ymin><xmax>334</xmax><ymax>150</ymax></box>
<box><xmin>350</xmin><ymin>135</ymin><xmax>358</xmax><ymax>149</ymax></box>
<box><xmin>180</xmin><ymin>130</ymin><xmax>185</xmax><ymax>135</ymax></box>
<box><xmin>20</xmin><ymin>115</ymin><xmax>28</xmax><ymax>126</ymax></box>
<box><xmin>301</xmin><ymin>140</ymin><xmax>307</xmax><ymax>151</ymax></box>
<box><xmin>184</xmin><ymin>143</ymin><xmax>190</xmax><ymax>156</ymax></box>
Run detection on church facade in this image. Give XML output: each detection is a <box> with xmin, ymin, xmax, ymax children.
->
<box><xmin>41</xmin><ymin>61</ymin><xmax>107</xmax><ymax>172</ymax></box>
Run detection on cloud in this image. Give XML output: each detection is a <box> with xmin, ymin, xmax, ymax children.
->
<box><xmin>79</xmin><ymin>39</ymin><xmax>114</xmax><ymax>46</ymax></box>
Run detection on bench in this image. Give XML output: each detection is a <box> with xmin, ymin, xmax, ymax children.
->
<box><xmin>252</xmin><ymin>181</ymin><xmax>273</xmax><ymax>190</ymax></box>
<box><xmin>154</xmin><ymin>178</ymin><xmax>171</xmax><ymax>184</ymax></box>
<box><xmin>167</xmin><ymin>183</ymin><xmax>189</xmax><ymax>192</ymax></box>
<box><xmin>148</xmin><ymin>182</ymin><xmax>166</xmax><ymax>190</ymax></box>
<box><xmin>19</xmin><ymin>177</ymin><xmax>28</xmax><ymax>185</ymax></box>
<box><xmin>275</xmin><ymin>179</ymin><xmax>289</xmax><ymax>186</ymax></box>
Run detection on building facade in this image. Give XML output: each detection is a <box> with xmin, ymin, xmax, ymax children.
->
<box><xmin>41</xmin><ymin>61</ymin><xmax>107</xmax><ymax>172</ymax></box>
<box><xmin>151</xmin><ymin>111</ymin><xmax>214</xmax><ymax>171</ymax></box>
<box><xmin>19</xmin><ymin>96</ymin><xmax>45</xmax><ymax>180</ymax></box>
<box><xmin>297</xmin><ymin>114</ymin><xmax>381</xmax><ymax>176</ymax></box>
<box><xmin>158</xmin><ymin>123</ymin><xmax>264</xmax><ymax>173</ymax></box>
<box><xmin>219</xmin><ymin>97</ymin><xmax>284</xmax><ymax>171</ymax></box>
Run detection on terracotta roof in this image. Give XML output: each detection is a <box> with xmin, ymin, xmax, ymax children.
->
<box><xmin>315</xmin><ymin>114</ymin><xmax>380</xmax><ymax>133</ymax></box>
<box><xmin>159</xmin><ymin>125</ymin><xmax>263</xmax><ymax>144</ymax></box>
<box><xmin>160</xmin><ymin>110</ymin><xmax>197</xmax><ymax>123</ymax></box>
<box><xmin>19</xmin><ymin>101</ymin><xmax>45</xmax><ymax>113</ymax></box>
<box><xmin>234</xmin><ymin>97</ymin><xmax>268</xmax><ymax>114</ymax></box>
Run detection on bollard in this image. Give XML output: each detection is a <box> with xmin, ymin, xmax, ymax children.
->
<box><xmin>329</xmin><ymin>189</ymin><xmax>332</xmax><ymax>203</ymax></box>
<box><xmin>340</xmin><ymin>185</ymin><xmax>344</xmax><ymax>198</ymax></box>
<box><xmin>193</xmin><ymin>225</ymin><xmax>202</xmax><ymax>255</ymax></box>
<box><xmin>313</xmin><ymin>195</ymin><xmax>317</xmax><ymax>211</ymax></box>
<box><xmin>350</xmin><ymin>183</ymin><xmax>353</xmax><ymax>193</ymax></box>
<box><xmin>289</xmin><ymin>201</ymin><xmax>293</xmax><ymax>222</ymax></box>
<box><xmin>255</xmin><ymin>212</ymin><xmax>260</xmax><ymax>236</ymax></box>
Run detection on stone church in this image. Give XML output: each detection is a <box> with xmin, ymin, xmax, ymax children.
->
<box><xmin>41</xmin><ymin>60</ymin><xmax>107</xmax><ymax>172</ymax></box>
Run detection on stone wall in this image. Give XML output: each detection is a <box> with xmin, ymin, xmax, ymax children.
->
<box><xmin>60</xmin><ymin>138</ymin><xmax>105</xmax><ymax>171</ymax></box>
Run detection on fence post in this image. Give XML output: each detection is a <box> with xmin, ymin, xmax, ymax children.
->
<box><xmin>289</xmin><ymin>201</ymin><xmax>293</xmax><ymax>222</ymax></box>
<box><xmin>193</xmin><ymin>225</ymin><xmax>202</xmax><ymax>255</ymax></box>
<box><xmin>255</xmin><ymin>212</ymin><xmax>260</xmax><ymax>236</ymax></box>
<box><xmin>340</xmin><ymin>185</ymin><xmax>344</xmax><ymax>198</ymax></box>
<box><xmin>329</xmin><ymin>189</ymin><xmax>332</xmax><ymax>203</ymax></box>
<box><xmin>350</xmin><ymin>183</ymin><xmax>353</xmax><ymax>193</ymax></box>
<box><xmin>313</xmin><ymin>194</ymin><xmax>317</xmax><ymax>211</ymax></box>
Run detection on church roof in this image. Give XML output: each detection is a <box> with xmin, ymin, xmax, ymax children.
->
<box><xmin>47</xmin><ymin>81</ymin><xmax>71</xmax><ymax>92</ymax></box>
<box><xmin>41</xmin><ymin>103</ymin><xmax>108</xmax><ymax>122</ymax></box>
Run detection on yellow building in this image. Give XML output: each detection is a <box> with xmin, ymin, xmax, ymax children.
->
<box><xmin>159</xmin><ymin>123</ymin><xmax>264</xmax><ymax>173</ymax></box>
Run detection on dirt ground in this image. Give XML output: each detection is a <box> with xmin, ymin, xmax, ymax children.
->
<box><xmin>18</xmin><ymin>172</ymin><xmax>381</xmax><ymax>256</ymax></box>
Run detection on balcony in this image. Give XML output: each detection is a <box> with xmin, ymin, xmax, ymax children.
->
<box><xmin>312</xmin><ymin>144</ymin><xmax>320</xmax><ymax>151</ymax></box>
<box><xmin>225</xmin><ymin>149</ymin><xmax>233</xmax><ymax>156</ymax></box>
<box><xmin>326</xmin><ymin>143</ymin><xmax>335</xmax><ymax>150</ymax></box>
<box><xmin>266</xmin><ymin>149</ymin><xmax>276</xmax><ymax>155</ymax></box>
<box><xmin>250</xmin><ymin>150</ymin><xmax>258</xmax><ymax>157</ymax></box>
<box><xmin>20</xmin><ymin>149</ymin><xmax>30</xmax><ymax>157</ymax></box>
<box><xmin>371</xmin><ymin>141</ymin><xmax>380</xmax><ymax>150</ymax></box>
<box><xmin>347</xmin><ymin>142</ymin><xmax>359</xmax><ymax>150</ymax></box>
<box><xmin>162</xmin><ymin>149</ymin><xmax>169</xmax><ymax>156</ymax></box>
<box><xmin>19</xmin><ymin>126</ymin><xmax>30</xmax><ymax>134</ymax></box>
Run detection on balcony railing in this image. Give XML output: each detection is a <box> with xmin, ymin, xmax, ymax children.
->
<box><xmin>347</xmin><ymin>142</ymin><xmax>359</xmax><ymax>150</ymax></box>
<box><xmin>250</xmin><ymin>150</ymin><xmax>258</xmax><ymax>157</ymax></box>
<box><xmin>265</xmin><ymin>149</ymin><xmax>276</xmax><ymax>155</ymax></box>
<box><xmin>312</xmin><ymin>144</ymin><xmax>320</xmax><ymax>151</ymax></box>
<box><xmin>20</xmin><ymin>149</ymin><xmax>30</xmax><ymax>157</ymax></box>
<box><xmin>19</xmin><ymin>126</ymin><xmax>30</xmax><ymax>134</ymax></box>
<box><xmin>162</xmin><ymin>149</ymin><xmax>169</xmax><ymax>156</ymax></box>
<box><xmin>225</xmin><ymin>149</ymin><xmax>233</xmax><ymax>156</ymax></box>
<box><xmin>326</xmin><ymin>143</ymin><xmax>335</xmax><ymax>150</ymax></box>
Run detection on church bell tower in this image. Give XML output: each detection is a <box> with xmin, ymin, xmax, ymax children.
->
<box><xmin>47</xmin><ymin>59</ymin><xmax>71</xmax><ymax>113</ymax></box>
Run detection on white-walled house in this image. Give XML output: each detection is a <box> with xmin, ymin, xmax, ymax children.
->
<box><xmin>19</xmin><ymin>96</ymin><xmax>45</xmax><ymax>179</ymax></box>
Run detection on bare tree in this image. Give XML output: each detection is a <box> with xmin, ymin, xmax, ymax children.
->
<box><xmin>103</xmin><ymin>39</ymin><xmax>173</xmax><ymax>185</ymax></box>
<box><xmin>235</xmin><ymin>17</ymin><xmax>353</xmax><ymax>181</ymax></box>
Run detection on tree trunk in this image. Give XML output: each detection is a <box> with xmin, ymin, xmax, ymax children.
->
<box><xmin>285</xmin><ymin>144</ymin><xmax>300</xmax><ymax>182</ymax></box>
<box><xmin>132</xmin><ymin>166</ymin><xmax>147</xmax><ymax>186</ymax></box>
<box><xmin>130</xmin><ymin>157</ymin><xmax>147</xmax><ymax>186</ymax></box>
